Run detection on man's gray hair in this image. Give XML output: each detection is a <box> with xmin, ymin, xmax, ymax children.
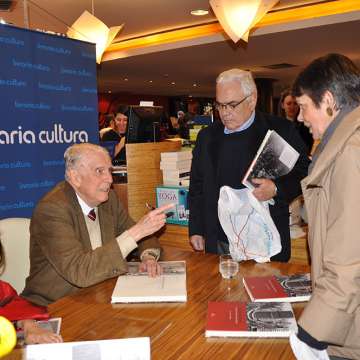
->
<box><xmin>216</xmin><ymin>69</ymin><xmax>257</xmax><ymax>96</ymax></box>
<box><xmin>64</xmin><ymin>143</ymin><xmax>110</xmax><ymax>180</ymax></box>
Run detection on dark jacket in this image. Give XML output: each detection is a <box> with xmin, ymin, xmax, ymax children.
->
<box><xmin>189</xmin><ymin>112</ymin><xmax>309</xmax><ymax>261</ymax></box>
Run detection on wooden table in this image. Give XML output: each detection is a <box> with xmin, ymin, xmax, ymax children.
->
<box><xmin>6</xmin><ymin>246</ymin><xmax>309</xmax><ymax>359</ymax></box>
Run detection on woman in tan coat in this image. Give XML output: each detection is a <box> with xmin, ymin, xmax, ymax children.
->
<box><xmin>290</xmin><ymin>54</ymin><xmax>360</xmax><ymax>360</ymax></box>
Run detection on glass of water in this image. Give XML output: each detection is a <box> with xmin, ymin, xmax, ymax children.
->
<box><xmin>219</xmin><ymin>254</ymin><xmax>239</xmax><ymax>279</ymax></box>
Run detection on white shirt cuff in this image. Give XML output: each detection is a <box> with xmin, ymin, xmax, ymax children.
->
<box><xmin>116</xmin><ymin>230</ymin><xmax>137</xmax><ymax>258</ymax></box>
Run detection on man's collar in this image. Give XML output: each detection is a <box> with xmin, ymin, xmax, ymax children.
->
<box><xmin>76</xmin><ymin>194</ymin><xmax>96</xmax><ymax>215</ymax></box>
<box><xmin>224</xmin><ymin>111</ymin><xmax>255</xmax><ymax>134</ymax></box>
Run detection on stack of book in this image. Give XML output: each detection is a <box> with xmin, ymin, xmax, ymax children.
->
<box><xmin>160</xmin><ymin>151</ymin><xmax>192</xmax><ymax>186</ymax></box>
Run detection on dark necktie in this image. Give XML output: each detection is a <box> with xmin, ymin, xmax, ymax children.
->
<box><xmin>88</xmin><ymin>209</ymin><xmax>96</xmax><ymax>221</ymax></box>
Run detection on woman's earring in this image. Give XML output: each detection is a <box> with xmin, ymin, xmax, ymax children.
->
<box><xmin>326</xmin><ymin>107</ymin><xmax>333</xmax><ymax>117</ymax></box>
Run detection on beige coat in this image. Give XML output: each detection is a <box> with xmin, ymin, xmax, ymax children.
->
<box><xmin>299</xmin><ymin>106</ymin><xmax>360</xmax><ymax>359</ymax></box>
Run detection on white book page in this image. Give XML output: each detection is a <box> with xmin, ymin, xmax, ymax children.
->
<box><xmin>26</xmin><ymin>337</ymin><xmax>150</xmax><ymax>360</ymax></box>
<box><xmin>279</xmin><ymin>146</ymin><xmax>299</xmax><ymax>168</ymax></box>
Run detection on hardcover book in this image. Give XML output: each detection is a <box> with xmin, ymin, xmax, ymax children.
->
<box><xmin>242</xmin><ymin>130</ymin><xmax>300</xmax><ymax>190</ymax></box>
<box><xmin>160</xmin><ymin>150</ymin><xmax>192</xmax><ymax>161</ymax></box>
<box><xmin>162</xmin><ymin>170</ymin><xmax>191</xmax><ymax>180</ymax></box>
<box><xmin>243</xmin><ymin>273</ymin><xmax>311</xmax><ymax>303</ymax></box>
<box><xmin>162</xmin><ymin>170</ymin><xmax>190</xmax><ymax>187</ymax></box>
<box><xmin>163</xmin><ymin>178</ymin><xmax>190</xmax><ymax>187</ymax></box>
<box><xmin>160</xmin><ymin>159</ymin><xmax>192</xmax><ymax>171</ymax></box>
<box><xmin>156</xmin><ymin>185</ymin><xmax>189</xmax><ymax>225</ymax></box>
<box><xmin>205</xmin><ymin>301</ymin><xmax>297</xmax><ymax>338</ymax></box>
<box><xmin>111</xmin><ymin>261</ymin><xmax>187</xmax><ymax>303</ymax></box>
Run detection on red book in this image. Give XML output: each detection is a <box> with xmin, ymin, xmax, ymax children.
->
<box><xmin>205</xmin><ymin>301</ymin><xmax>297</xmax><ymax>338</ymax></box>
<box><xmin>243</xmin><ymin>273</ymin><xmax>311</xmax><ymax>303</ymax></box>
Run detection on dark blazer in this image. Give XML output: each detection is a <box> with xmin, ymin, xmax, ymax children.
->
<box><xmin>189</xmin><ymin>112</ymin><xmax>309</xmax><ymax>261</ymax></box>
<box><xmin>22</xmin><ymin>181</ymin><xmax>160</xmax><ymax>306</ymax></box>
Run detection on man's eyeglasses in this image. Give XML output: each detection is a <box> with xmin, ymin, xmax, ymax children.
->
<box><xmin>214</xmin><ymin>94</ymin><xmax>251</xmax><ymax>112</ymax></box>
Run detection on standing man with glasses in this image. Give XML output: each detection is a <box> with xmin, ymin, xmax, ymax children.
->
<box><xmin>188</xmin><ymin>69</ymin><xmax>309</xmax><ymax>261</ymax></box>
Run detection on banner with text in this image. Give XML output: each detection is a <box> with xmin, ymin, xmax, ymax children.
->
<box><xmin>0</xmin><ymin>24</ymin><xmax>99</xmax><ymax>218</ymax></box>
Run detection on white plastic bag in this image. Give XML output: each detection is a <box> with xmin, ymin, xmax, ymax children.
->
<box><xmin>218</xmin><ymin>186</ymin><xmax>281</xmax><ymax>262</ymax></box>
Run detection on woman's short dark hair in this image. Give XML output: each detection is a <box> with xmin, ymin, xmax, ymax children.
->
<box><xmin>115</xmin><ymin>104</ymin><xmax>129</xmax><ymax>116</ymax></box>
<box><xmin>292</xmin><ymin>53</ymin><xmax>360</xmax><ymax>109</ymax></box>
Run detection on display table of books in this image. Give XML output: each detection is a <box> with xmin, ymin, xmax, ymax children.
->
<box><xmin>5</xmin><ymin>246</ymin><xmax>310</xmax><ymax>360</ymax></box>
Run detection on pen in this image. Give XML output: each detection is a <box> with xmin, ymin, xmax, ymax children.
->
<box><xmin>145</xmin><ymin>203</ymin><xmax>174</xmax><ymax>218</ymax></box>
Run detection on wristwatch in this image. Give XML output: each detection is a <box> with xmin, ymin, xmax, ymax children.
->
<box><xmin>141</xmin><ymin>250</ymin><xmax>159</xmax><ymax>261</ymax></box>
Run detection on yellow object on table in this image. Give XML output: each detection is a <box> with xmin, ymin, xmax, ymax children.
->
<box><xmin>0</xmin><ymin>316</ymin><xmax>16</xmax><ymax>358</ymax></box>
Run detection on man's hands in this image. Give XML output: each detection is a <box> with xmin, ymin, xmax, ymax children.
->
<box><xmin>252</xmin><ymin>178</ymin><xmax>277</xmax><ymax>202</ymax></box>
<box><xmin>127</xmin><ymin>203</ymin><xmax>175</xmax><ymax>242</ymax></box>
<box><xmin>139</xmin><ymin>256</ymin><xmax>162</xmax><ymax>277</ymax></box>
<box><xmin>21</xmin><ymin>320</ymin><xmax>63</xmax><ymax>345</ymax></box>
<box><xmin>190</xmin><ymin>235</ymin><xmax>205</xmax><ymax>251</ymax></box>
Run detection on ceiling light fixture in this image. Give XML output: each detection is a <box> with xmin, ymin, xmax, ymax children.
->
<box><xmin>67</xmin><ymin>2</ymin><xmax>123</xmax><ymax>64</ymax></box>
<box><xmin>210</xmin><ymin>0</ymin><xmax>278</xmax><ymax>42</ymax></box>
<box><xmin>191</xmin><ymin>9</ymin><xmax>209</xmax><ymax>16</ymax></box>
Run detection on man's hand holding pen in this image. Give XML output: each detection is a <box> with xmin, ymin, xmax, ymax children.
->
<box><xmin>127</xmin><ymin>203</ymin><xmax>175</xmax><ymax>242</ymax></box>
<box><xmin>146</xmin><ymin>202</ymin><xmax>174</xmax><ymax>218</ymax></box>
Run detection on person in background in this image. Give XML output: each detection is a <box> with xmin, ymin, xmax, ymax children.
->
<box><xmin>22</xmin><ymin>143</ymin><xmax>173</xmax><ymax>306</ymax></box>
<box><xmin>279</xmin><ymin>88</ymin><xmax>299</xmax><ymax>121</ymax></box>
<box><xmin>289</xmin><ymin>54</ymin><xmax>360</xmax><ymax>360</ymax></box>
<box><xmin>279</xmin><ymin>88</ymin><xmax>313</xmax><ymax>154</ymax></box>
<box><xmin>177</xmin><ymin>110</ymin><xmax>189</xmax><ymax>139</ymax></box>
<box><xmin>189</xmin><ymin>69</ymin><xmax>309</xmax><ymax>262</ymax></box>
<box><xmin>99</xmin><ymin>113</ymin><xmax>115</xmax><ymax>140</ymax></box>
<box><xmin>278</xmin><ymin>89</ymin><xmax>311</xmax><ymax>238</ymax></box>
<box><xmin>102</xmin><ymin>105</ymin><xmax>129</xmax><ymax>165</ymax></box>
<box><xmin>0</xmin><ymin>240</ymin><xmax>62</xmax><ymax>344</ymax></box>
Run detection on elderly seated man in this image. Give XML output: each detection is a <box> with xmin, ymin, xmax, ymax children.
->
<box><xmin>22</xmin><ymin>143</ymin><xmax>172</xmax><ymax>306</ymax></box>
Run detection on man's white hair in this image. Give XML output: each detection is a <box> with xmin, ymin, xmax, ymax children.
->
<box><xmin>64</xmin><ymin>143</ymin><xmax>110</xmax><ymax>180</ymax></box>
<box><xmin>216</xmin><ymin>69</ymin><xmax>257</xmax><ymax>96</ymax></box>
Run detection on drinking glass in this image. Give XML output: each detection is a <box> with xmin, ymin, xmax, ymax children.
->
<box><xmin>219</xmin><ymin>254</ymin><xmax>239</xmax><ymax>279</ymax></box>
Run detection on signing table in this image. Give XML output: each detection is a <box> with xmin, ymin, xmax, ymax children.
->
<box><xmin>7</xmin><ymin>246</ymin><xmax>309</xmax><ymax>359</ymax></box>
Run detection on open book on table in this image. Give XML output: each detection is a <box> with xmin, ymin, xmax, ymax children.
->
<box><xmin>111</xmin><ymin>261</ymin><xmax>187</xmax><ymax>303</ymax></box>
<box><xmin>242</xmin><ymin>130</ymin><xmax>300</xmax><ymax>190</ymax></box>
